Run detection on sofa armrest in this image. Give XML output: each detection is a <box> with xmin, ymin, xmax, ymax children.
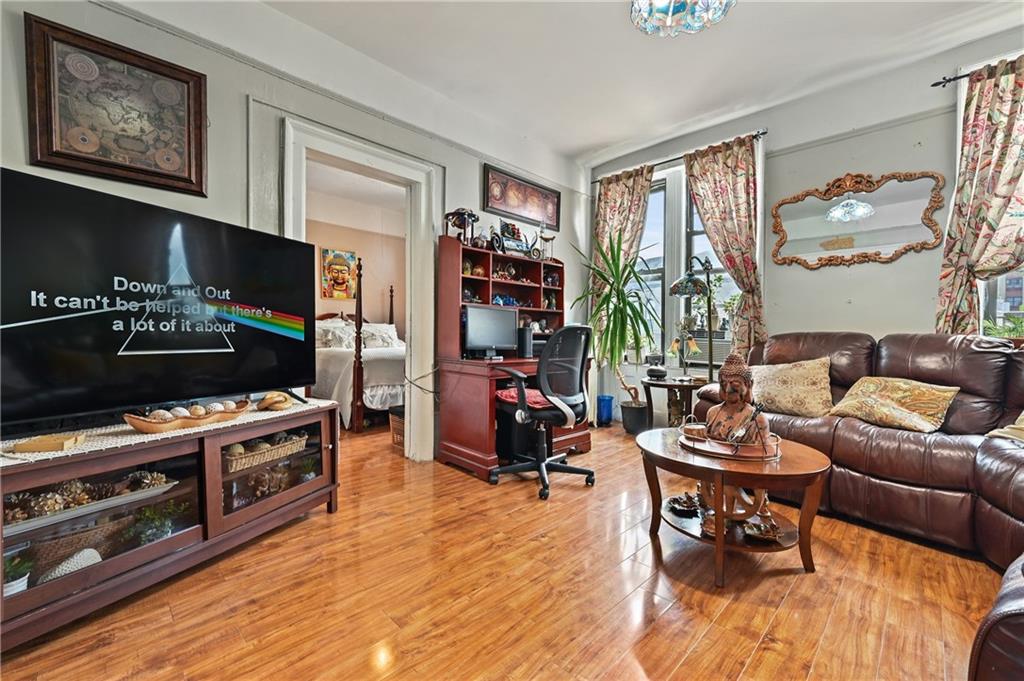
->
<box><xmin>970</xmin><ymin>552</ymin><xmax>1024</xmax><ymax>681</ymax></box>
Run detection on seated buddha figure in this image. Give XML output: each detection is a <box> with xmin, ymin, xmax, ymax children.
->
<box><xmin>705</xmin><ymin>353</ymin><xmax>770</xmax><ymax>445</ymax></box>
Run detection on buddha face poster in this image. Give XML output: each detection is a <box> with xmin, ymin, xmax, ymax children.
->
<box><xmin>321</xmin><ymin>248</ymin><xmax>357</xmax><ymax>300</ymax></box>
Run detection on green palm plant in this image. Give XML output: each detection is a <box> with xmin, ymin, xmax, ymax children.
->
<box><xmin>572</xmin><ymin>229</ymin><xmax>661</xmax><ymax>404</ymax></box>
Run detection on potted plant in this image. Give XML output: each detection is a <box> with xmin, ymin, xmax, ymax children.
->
<box><xmin>3</xmin><ymin>553</ymin><xmax>33</xmax><ymax>596</ymax></box>
<box><xmin>721</xmin><ymin>292</ymin><xmax>742</xmax><ymax>324</ymax></box>
<box><xmin>122</xmin><ymin>500</ymin><xmax>190</xmax><ymax>547</ymax></box>
<box><xmin>983</xmin><ymin>316</ymin><xmax>1024</xmax><ymax>348</ymax></box>
<box><xmin>573</xmin><ymin>230</ymin><xmax>661</xmax><ymax>434</ymax></box>
<box><xmin>299</xmin><ymin>456</ymin><xmax>318</xmax><ymax>483</ymax></box>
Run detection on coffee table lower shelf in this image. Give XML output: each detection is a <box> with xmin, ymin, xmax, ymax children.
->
<box><xmin>660</xmin><ymin>501</ymin><xmax>799</xmax><ymax>553</ymax></box>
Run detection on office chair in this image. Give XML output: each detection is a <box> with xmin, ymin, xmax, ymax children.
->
<box><xmin>491</xmin><ymin>324</ymin><xmax>595</xmax><ymax>500</ymax></box>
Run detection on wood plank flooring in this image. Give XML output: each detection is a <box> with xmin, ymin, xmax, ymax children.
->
<box><xmin>1</xmin><ymin>427</ymin><xmax>1001</xmax><ymax>680</ymax></box>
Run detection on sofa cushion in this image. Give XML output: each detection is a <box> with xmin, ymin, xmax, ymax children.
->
<box><xmin>751</xmin><ymin>357</ymin><xmax>833</xmax><ymax>417</ymax></box>
<box><xmin>830</xmin><ymin>465</ymin><xmax>975</xmax><ymax>550</ymax></box>
<box><xmin>875</xmin><ymin>334</ymin><xmax>1013</xmax><ymax>435</ymax></box>
<box><xmin>762</xmin><ymin>332</ymin><xmax>875</xmax><ymax>403</ymax></box>
<box><xmin>829</xmin><ymin>376</ymin><xmax>959</xmax><ymax>433</ymax></box>
<box><xmin>832</xmin><ymin>418</ymin><xmax>980</xmax><ymax>492</ymax></box>
<box><xmin>975</xmin><ymin>499</ymin><xmax>1024</xmax><ymax>571</ymax></box>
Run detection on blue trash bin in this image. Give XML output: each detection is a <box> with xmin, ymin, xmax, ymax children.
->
<box><xmin>597</xmin><ymin>394</ymin><xmax>614</xmax><ymax>427</ymax></box>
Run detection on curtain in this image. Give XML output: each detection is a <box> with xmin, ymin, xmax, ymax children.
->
<box><xmin>592</xmin><ymin>166</ymin><xmax>655</xmax><ymax>278</ymax></box>
<box><xmin>936</xmin><ymin>55</ymin><xmax>1024</xmax><ymax>334</ymax></box>
<box><xmin>685</xmin><ymin>134</ymin><xmax>767</xmax><ymax>356</ymax></box>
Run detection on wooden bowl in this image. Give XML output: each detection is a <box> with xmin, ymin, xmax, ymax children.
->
<box><xmin>123</xmin><ymin>400</ymin><xmax>251</xmax><ymax>434</ymax></box>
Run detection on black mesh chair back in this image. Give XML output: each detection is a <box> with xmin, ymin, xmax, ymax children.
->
<box><xmin>537</xmin><ymin>325</ymin><xmax>592</xmax><ymax>426</ymax></box>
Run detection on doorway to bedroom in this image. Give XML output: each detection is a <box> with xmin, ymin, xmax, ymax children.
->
<box><xmin>305</xmin><ymin>155</ymin><xmax>408</xmax><ymax>435</ymax></box>
<box><xmin>282</xmin><ymin>117</ymin><xmax>441</xmax><ymax>463</ymax></box>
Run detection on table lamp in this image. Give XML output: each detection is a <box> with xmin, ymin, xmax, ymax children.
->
<box><xmin>670</xmin><ymin>256</ymin><xmax>715</xmax><ymax>383</ymax></box>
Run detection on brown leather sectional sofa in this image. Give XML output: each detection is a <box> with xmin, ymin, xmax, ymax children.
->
<box><xmin>693</xmin><ymin>332</ymin><xmax>1024</xmax><ymax>681</ymax></box>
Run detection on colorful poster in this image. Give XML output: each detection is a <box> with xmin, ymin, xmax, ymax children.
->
<box><xmin>321</xmin><ymin>248</ymin><xmax>357</xmax><ymax>300</ymax></box>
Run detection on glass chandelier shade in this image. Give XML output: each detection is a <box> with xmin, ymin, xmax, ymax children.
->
<box><xmin>825</xmin><ymin>195</ymin><xmax>876</xmax><ymax>223</ymax></box>
<box><xmin>630</xmin><ymin>0</ymin><xmax>738</xmax><ymax>37</ymax></box>
<box><xmin>669</xmin><ymin>270</ymin><xmax>708</xmax><ymax>297</ymax></box>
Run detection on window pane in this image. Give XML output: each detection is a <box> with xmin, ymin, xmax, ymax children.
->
<box><xmin>638</xmin><ymin>188</ymin><xmax>665</xmax><ymax>270</ymax></box>
<box><xmin>690</xmin><ymin>232</ymin><xmax>723</xmax><ymax>270</ymax></box>
<box><xmin>986</xmin><ymin>268</ymin><xmax>1024</xmax><ymax>336</ymax></box>
<box><xmin>690</xmin><ymin>200</ymin><xmax>704</xmax><ymax>233</ymax></box>
<box><xmin>625</xmin><ymin>271</ymin><xmax>662</xmax><ymax>354</ymax></box>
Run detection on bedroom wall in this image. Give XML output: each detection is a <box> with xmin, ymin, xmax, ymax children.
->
<box><xmin>307</xmin><ymin>220</ymin><xmax>407</xmax><ymax>337</ymax></box>
<box><xmin>591</xmin><ymin>27</ymin><xmax>1023</xmax><ymax>340</ymax></box>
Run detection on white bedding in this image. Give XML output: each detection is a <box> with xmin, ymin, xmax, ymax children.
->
<box><xmin>312</xmin><ymin>346</ymin><xmax>406</xmax><ymax>427</ymax></box>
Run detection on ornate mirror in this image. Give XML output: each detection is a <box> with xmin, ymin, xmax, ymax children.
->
<box><xmin>771</xmin><ymin>171</ymin><xmax>945</xmax><ymax>269</ymax></box>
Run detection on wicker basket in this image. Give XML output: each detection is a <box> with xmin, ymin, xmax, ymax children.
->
<box><xmin>30</xmin><ymin>514</ymin><xmax>135</xmax><ymax>575</ymax></box>
<box><xmin>224</xmin><ymin>436</ymin><xmax>309</xmax><ymax>473</ymax></box>
<box><xmin>389</xmin><ymin>410</ymin><xmax>405</xmax><ymax>448</ymax></box>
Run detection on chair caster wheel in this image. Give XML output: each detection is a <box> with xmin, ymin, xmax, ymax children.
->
<box><xmin>585</xmin><ymin>474</ymin><xmax>595</xmax><ymax>486</ymax></box>
<box><xmin>488</xmin><ymin>472</ymin><xmax>498</xmax><ymax>485</ymax></box>
<box><xmin>539</xmin><ymin>487</ymin><xmax>550</xmax><ymax>500</ymax></box>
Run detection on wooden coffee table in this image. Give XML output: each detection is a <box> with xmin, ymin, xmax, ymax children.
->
<box><xmin>637</xmin><ymin>428</ymin><xmax>831</xmax><ymax>587</ymax></box>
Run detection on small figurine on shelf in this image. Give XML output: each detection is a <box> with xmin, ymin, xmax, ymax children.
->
<box><xmin>543</xmin><ymin>292</ymin><xmax>558</xmax><ymax>310</ymax></box>
<box><xmin>538</xmin><ymin>222</ymin><xmax>556</xmax><ymax>260</ymax></box>
<box><xmin>462</xmin><ymin>258</ymin><xmax>472</xmax><ymax>275</ymax></box>
<box><xmin>543</xmin><ymin>270</ymin><xmax>561</xmax><ymax>287</ymax></box>
<box><xmin>470</xmin><ymin>233</ymin><xmax>489</xmax><ymax>249</ymax></box>
<box><xmin>538</xmin><ymin>318</ymin><xmax>549</xmax><ymax>333</ymax></box>
<box><xmin>520</xmin><ymin>314</ymin><xmax>533</xmax><ymax>328</ymax></box>
<box><xmin>444</xmin><ymin>208</ymin><xmax>479</xmax><ymax>244</ymax></box>
<box><xmin>471</xmin><ymin>264</ymin><xmax>486</xmax><ymax>277</ymax></box>
<box><xmin>462</xmin><ymin>287</ymin><xmax>481</xmax><ymax>303</ymax></box>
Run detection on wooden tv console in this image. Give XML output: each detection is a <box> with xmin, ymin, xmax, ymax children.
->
<box><xmin>0</xmin><ymin>400</ymin><xmax>339</xmax><ymax>650</ymax></box>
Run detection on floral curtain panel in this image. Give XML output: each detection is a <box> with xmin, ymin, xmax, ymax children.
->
<box><xmin>936</xmin><ymin>55</ymin><xmax>1024</xmax><ymax>334</ymax></box>
<box><xmin>685</xmin><ymin>134</ymin><xmax>767</xmax><ymax>356</ymax></box>
<box><xmin>592</xmin><ymin>166</ymin><xmax>655</xmax><ymax>273</ymax></box>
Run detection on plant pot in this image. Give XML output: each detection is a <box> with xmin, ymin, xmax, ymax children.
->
<box><xmin>300</xmin><ymin>472</ymin><xmax>316</xmax><ymax>483</ymax></box>
<box><xmin>3</xmin><ymin>574</ymin><xmax>28</xmax><ymax>597</ymax></box>
<box><xmin>620</xmin><ymin>401</ymin><xmax>649</xmax><ymax>435</ymax></box>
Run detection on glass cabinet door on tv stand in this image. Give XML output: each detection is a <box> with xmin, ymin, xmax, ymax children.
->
<box><xmin>204</xmin><ymin>412</ymin><xmax>333</xmax><ymax>537</ymax></box>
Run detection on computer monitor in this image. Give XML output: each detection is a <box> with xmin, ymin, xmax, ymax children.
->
<box><xmin>464</xmin><ymin>305</ymin><xmax>518</xmax><ymax>358</ymax></box>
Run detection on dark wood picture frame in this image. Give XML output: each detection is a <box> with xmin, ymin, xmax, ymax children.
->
<box><xmin>482</xmin><ymin>163</ymin><xmax>561</xmax><ymax>230</ymax></box>
<box><xmin>25</xmin><ymin>13</ymin><xmax>208</xmax><ymax>196</ymax></box>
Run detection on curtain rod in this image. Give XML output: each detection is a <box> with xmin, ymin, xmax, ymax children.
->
<box><xmin>590</xmin><ymin>128</ymin><xmax>767</xmax><ymax>186</ymax></box>
<box><xmin>931</xmin><ymin>73</ymin><xmax>971</xmax><ymax>88</ymax></box>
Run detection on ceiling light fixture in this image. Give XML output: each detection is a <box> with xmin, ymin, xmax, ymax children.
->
<box><xmin>630</xmin><ymin>0</ymin><xmax>737</xmax><ymax>37</ymax></box>
<box><xmin>826</xmin><ymin>194</ymin><xmax>876</xmax><ymax>223</ymax></box>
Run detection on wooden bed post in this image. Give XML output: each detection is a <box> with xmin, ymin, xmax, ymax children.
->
<box><xmin>388</xmin><ymin>285</ymin><xmax>395</xmax><ymax>326</ymax></box>
<box><xmin>352</xmin><ymin>258</ymin><xmax>365</xmax><ymax>433</ymax></box>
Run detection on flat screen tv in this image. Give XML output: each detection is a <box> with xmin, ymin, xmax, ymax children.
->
<box><xmin>1</xmin><ymin>169</ymin><xmax>316</xmax><ymax>426</ymax></box>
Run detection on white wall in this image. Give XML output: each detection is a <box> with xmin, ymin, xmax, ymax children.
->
<box><xmin>0</xmin><ymin>1</ymin><xmax>591</xmax><ymax>321</ymax></box>
<box><xmin>591</xmin><ymin>27</ymin><xmax>1023</xmax><ymax>340</ymax></box>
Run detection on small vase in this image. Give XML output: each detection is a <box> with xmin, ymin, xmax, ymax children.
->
<box><xmin>300</xmin><ymin>472</ymin><xmax>316</xmax><ymax>483</ymax></box>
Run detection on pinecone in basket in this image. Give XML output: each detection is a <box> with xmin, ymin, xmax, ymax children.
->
<box><xmin>125</xmin><ymin>471</ymin><xmax>168</xmax><ymax>491</ymax></box>
<box><xmin>4</xmin><ymin>492</ymin><xmax>32</xmax><ymax>511</ymax></box>
<box><xmin>56</xmin><ymin>479</ymin><xmax>91</xmax><ymax>506</ymax></box>
<box><xmin>27</xmin><ymin>492</ymin><xmax>66</xmax><ymax>518</ymax></box>
<box><xmin>87</xmin><ymin>482</ymin><xmax>119</xmax><ymax>500</ymax></box>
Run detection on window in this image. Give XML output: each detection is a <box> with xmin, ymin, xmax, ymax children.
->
<box><xmin>632</xmin><ymin>182</ymin><xmax>666</xmax><ymax>353</ymax></box>
<box><xmin>984</xmin><ymin>269</ymin><xmax>1024</xmax><ymax>334</ymax></box>
<box><xmin>680</xmin><ymin>195</ymin><xmax>739</xmax><ymax>369</ymax></box>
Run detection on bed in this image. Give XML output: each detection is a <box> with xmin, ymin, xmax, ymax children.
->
<box><xmin>311</xmin><ymin>259</ymin><xmax>405</xmax><ymax>431</ymax></box>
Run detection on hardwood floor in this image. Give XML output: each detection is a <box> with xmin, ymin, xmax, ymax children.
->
<box><xmin>2</xmin><ymin>427</ymin><xmax>1001</xmax><ymax>680</ymax></box>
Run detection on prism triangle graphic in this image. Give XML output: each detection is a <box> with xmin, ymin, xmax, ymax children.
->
<box><xmin>118</xmin><ymin>261</ymin><xmax>235</xmax><ymax>356</ymax></box>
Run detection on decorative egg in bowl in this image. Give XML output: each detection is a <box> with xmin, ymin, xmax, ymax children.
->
<box><xmin>123</xmin><ymin>400</ymin><xmax>251</xmax><ymax>434</ymax></box>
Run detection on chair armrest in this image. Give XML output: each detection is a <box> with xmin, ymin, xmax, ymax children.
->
<box><xmin>494</xmin><ymin>366</ymin><xmax>530</xmax><ymax>420</ymax></box>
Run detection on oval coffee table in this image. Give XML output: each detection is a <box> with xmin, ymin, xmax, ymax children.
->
<box><xmin>637</xmin><ymin>427</ymin><xmax>831</xmax><ymax>587</ymax></box>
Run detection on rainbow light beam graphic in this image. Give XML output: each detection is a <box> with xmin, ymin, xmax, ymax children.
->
<box><xmin>207</xmin><ymin>301</ymin><xmax>305</xmax><ymax>341</ymax></box>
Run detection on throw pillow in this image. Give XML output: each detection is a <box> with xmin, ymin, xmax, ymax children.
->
<box><xmin>315</xmin><ymin>319</ymin><xmax>355</xmax><ymax>349</ymax></box>
<box><xmin>829</xmin><ymin>377</ymin><xmax>959</xmax><ymax>433</ymax></box>
<box><xmin>362</xmin><ymin>323</ymin><xmax>402</xmax><ymax>349</ymax></box>
<box><xmin>750</xmin><ymin>357</ymin><xmax>833</xmax><ymax>418</ymax></box>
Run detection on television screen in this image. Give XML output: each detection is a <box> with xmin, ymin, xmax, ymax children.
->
<box><xmin>1</xmin><ymin>169</ymin><xmax>316</xmax><ymax>424</ymax></box>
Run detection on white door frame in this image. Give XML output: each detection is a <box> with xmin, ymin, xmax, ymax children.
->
<box><xmin>282</xmin><ymin>117</ymin><xmax>439</xmax><ymax>462</ymax></box>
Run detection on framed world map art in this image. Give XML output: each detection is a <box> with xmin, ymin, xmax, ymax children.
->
<box><xmin>25</xmin><ymin>14</ymin><xmax>207</xmax><ymax>196</ymax></box>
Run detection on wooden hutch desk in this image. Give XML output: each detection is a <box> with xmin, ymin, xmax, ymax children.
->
<box><xmin>436</xmin><ymin>236</ymin><xmax>591</xmax><ymax>480</ymax></box>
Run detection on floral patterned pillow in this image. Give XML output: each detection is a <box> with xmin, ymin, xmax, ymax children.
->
<box><xmin>750</xmin><ymin>357</ymin><xmax>833</xmax><ymax>418</ymax></box>
<box><xmin>829</xmin><ymin>377</ymin><xmax>960</xmax><ymax>433</ymax></box>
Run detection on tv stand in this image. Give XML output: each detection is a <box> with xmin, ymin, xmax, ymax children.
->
<box><xmin>0</xmin><ymin>400</ymin><xmax>339</xmax><ymax>650</ymax></box>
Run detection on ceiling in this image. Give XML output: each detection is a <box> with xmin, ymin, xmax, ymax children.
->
<box><xmin>267</xmin><ymin>1</ymin><xmax>1021</xmax><ymax>163</ymax></box>
<box><xmin>306</xmin><ymin>158</ymin><xmax>407</xmax><ymax>212</ymax></box>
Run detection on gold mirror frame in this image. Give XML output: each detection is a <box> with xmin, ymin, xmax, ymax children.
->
<box><xmin>770</xmin><ymin>171</ymin><xmax>946</xmax><ymax>270</ymax></box>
